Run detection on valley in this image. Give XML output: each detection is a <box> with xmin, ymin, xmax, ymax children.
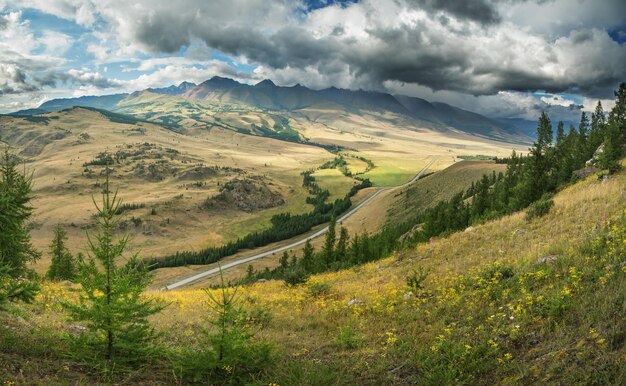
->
<box><xmin>1</xmin><ymin>81</ymin><xmax>526</xmax><ymax>281</ymax></box>
<box><xmin>1</xmin><ymin>2</ymin><xmax>625</xmax><ymax>384</ymax></box>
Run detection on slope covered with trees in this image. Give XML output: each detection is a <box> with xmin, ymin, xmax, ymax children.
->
<box><xmin>242</xmin><ymin>83</ymin><xmax>626</xmax><ymax>284</ymax></box>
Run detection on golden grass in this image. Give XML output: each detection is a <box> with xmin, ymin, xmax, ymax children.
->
<box><xmin>0</xmin><ymin>108</ymin><xmax>334</xmax><ymax>274</ymax></box>
<box><xmin>387</xmin><ymin>160</ymin><xmax>508</xmax><ymax>224</ymax></box>
<box><xmin>148</xmin><ymin>162</ymin><xmax>626</xmax><ymax>330</ymax></box>
<box><xmin>312</xmin><ymin>168</ymin><xmax>356</xmax><ymax>201</ymax></box>
<box><xmin>12</xmin><ymin>161</ymin><xmax>625</xmax><ymax>384</ymax></box>
<box><xmin>2</xmin><ymin>102</ymin><xmax>526</xmax><ymax>279</ymax></box>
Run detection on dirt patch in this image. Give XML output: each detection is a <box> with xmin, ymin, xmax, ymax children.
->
<box><xmin>203</xmin><ymin>176</ymin><xmax>285</xmax><ymax>212</ymax></box>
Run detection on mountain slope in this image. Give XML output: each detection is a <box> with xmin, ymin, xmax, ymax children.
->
<box><xmin>0</xmin><ymin>107</ymin><xmax>342</xmax><ymax>273</ymax></box>
<box><xmin>5</xmin><ymin>159</ymin><xmax>625</xmax><ymax>384</ymax></box>
<box><xmin>179</xmin><ymin>77</ymin><xmax>530</xmax><ymax>142</ymax></box>
<box><xmin>147</xmin><ymin>81</ymin><xmax>197</xmax><ymax>95</ymax></box>
<box><xmin>9</xmin><ymin>77</ymin><xmax>532</xmax><ymax>144</ymax></box>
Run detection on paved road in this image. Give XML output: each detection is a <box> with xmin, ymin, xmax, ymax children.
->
<box><xmin>164</xmin><ymin>157</ymin><xmax>437</xmax><ymax>290</ymax></box>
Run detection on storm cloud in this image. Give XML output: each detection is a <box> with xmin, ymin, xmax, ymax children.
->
<box><xmin>0</xmin><ymin>0</ymin><xmax>625</xmax><ymax>114</ymax></box>
<box><xmin>69</xmin><ymin>0</ymin><xmax>624</xmax><ymax>98</ymax></box>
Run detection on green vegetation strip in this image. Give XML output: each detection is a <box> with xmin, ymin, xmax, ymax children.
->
<box><xmin>144</xmin><ymin>165</ymin><xmax>372</xmax><ymax>270</ymax></box>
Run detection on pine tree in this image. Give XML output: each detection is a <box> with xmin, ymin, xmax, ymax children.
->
<box><xmin>348</xmin><ymin>234</ymin><xmax>361</xmax><ymax>264</ymax></box>
<box><xmin>47</xmin><ymin>224</ymin><xmax>76</xmax><ymax>281</ymax></box>
<box><xmin>178</xmin><ymin>266</ymin><xmax>273</xmax><ymax>383</ymax></box>
<box><xmin>589</xmin><ymin>101</ymin><xmax>606</xmax><ymax>153</ymax></box>
<box><xmin>322</xmin><ymin>216</ymin><xmax>336</xmax><ymax>266</ymax></box>
<box><xmin>63</xmin><ymin>167</ymin><xmax>163</xmax><ymax>372</ymax></box>
<box><xmin>600</xmin><ymin>82</ymin><xmax>626</xmax><ymax>173</ymax></box>
<box><xmin>301</xmin><ymin>240</ymin><xmax>314</xmax><ymax>272</ymax></box>
<box><xmin>599</xmin><ymin>121</ymin><xmax>622</xmax><ymax>173</ymax></box>
<box><xmin>0</xmin><ymin>149</ymin><xmax>39</xmax><ymax>308</ymax></box>
<box><xmin>556</xmin><ymin>121</ymin><xmax>565</xmax><ymax>146</ymax></box>
<box><xmin>524</xmin><ymin>112</ymin><xmax>554</xmax><ymax>203</ymax></box>
<box><xmin>609</xmin><ymin>82</ymin><xmax>626</xmax><ymax>131</ymax></box>
<box><xmin>578</xmin><ymin>111</ymin><xmax>589</xmax><ymax>143</ymax></box>
<box><xmin>279</xmin><ymin>251</ymin><xmax>289</xmax><ymax>270</ymax></box>
<box><xmin>335</xmin><ymin>227</ymin><xmax>349</xmax><ymax>262</ymax></box>
<box><xmin>0</xmin><ymin>149</ymin><xmax>40</xmax><ymax>276</ymax></box>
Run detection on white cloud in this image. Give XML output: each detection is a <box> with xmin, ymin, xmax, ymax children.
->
<box><xmin>39</xmin><ymin>30</ymin><xmax>74</xmax><ymax>55</ymax></box>
<box><xmin>538</xmin><ymin>93</ymin><xmax>577</xmax><ymax>108</ymax></box>
<box><xmin>122</xmin><ymin>62</ymin><xmax>257</xmax><ymax>90</ymax></box>
<box><xmin>1</xmin><ymin>0</ymin><xmax>625</xmax><ymax>118</ymax></box>
<box><xmin>1</xmin><ymin>0</ymin><xmax>96</xmax><ymax>26</ymax></box>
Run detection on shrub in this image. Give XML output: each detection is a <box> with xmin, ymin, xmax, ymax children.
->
<box><xmin>480</xmin><ymin>263</ymin><xmax>515</xmax><ymax>282</ymax></box>
<box><xmin>526</xmin><ymin>195</ymin><xmax>554</xmax><ymax>220</ymax></box>
<box><xmin>283</xmin><ymin>267</ymin><xmax>309</xmax><ymax>286</ymax></box>
<box><xmin>406</xmin><ymin>269</ymin><xmax>428</xmax><ymax>292</ymax></box>
<box><xmin>307</xmin><ymin>281</ymin><xmax>331</xmax><ymax>297</ymax></box>
<box><xmin>336</xmin><ymin>323</ymin><xmax>364</xmax><ymax>350</ymax></box>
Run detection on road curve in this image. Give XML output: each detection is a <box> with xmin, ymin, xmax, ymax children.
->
<box><xmin>164</xmin><ymin>157</ymin><xmax>437</xmax><ymax>290</ymax></box>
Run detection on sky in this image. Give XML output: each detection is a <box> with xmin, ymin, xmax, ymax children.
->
<box><xmin>0</xmin><ymin>0</ymin><xmax>625</xmax><ymax>122</ymax></box>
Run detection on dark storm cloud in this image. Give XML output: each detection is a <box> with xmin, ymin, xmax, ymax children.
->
<box><xmin>407</xmin><ymin>0</ymin><xmax>502</xmax><ymax>25</ymax></box>
<box><xmin>109</xmin><ymin>0</ymin><xmax>621</xmax><ymax>99</ymax></box>
<box><xmin>133</xmin><ymin>12</ymin><xmax>192</xmax><ymax>53</ymax></box>
<box><xmin>190</xmin><ymin>24</ymin><xmax>342</xmax><ymax>70</ymax></box>
<box><xmin>3</xmin><ymin>0</ymin><xmax>626</xmax><ymax>105</ymax></box>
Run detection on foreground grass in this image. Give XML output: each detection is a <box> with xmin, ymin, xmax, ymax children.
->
<box><xmin>2</xmin><ymin>165</ymin><xmax>625</xmax><ymax>384</ymax></box>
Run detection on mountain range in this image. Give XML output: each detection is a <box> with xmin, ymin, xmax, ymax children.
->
<box><xmin>9</xmin><ymin>77</ymin><xmax>535</xmax><ymax>143</ymax></box>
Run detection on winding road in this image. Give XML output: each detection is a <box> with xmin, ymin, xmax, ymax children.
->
<box><xmin>163</xmin><ymin>157</ymin><xmax>437</xmax><ymax>290</ymax></box>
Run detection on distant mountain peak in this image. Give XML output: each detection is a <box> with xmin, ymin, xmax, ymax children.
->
<box><xmin>208</xmin><ymin>76</ymin><xmax>238</xmax><ymax>83</ymax></box>
<box><xmin>255</xmin><ymin>79</ymin><xmax>276</xmax><ymax>87</ymax></box>
<box><xmin>147</xmin><ymin>81</ymin><xmax>197</xmax><ymax>95</ymax></box>
<box><xmin>200</xmin><ymin>76</ymin><xmax>242</xmax><ymax>88</ymax></box>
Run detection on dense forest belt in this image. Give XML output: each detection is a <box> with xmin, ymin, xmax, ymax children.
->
<box><xmin>163</xmin><ymin>158</ymin><xmax>436</xmax><ymax>290</ymax></box>
<box><xmin>143</xmin><ymin>157</ymin><xmax>384</xmax><ymax>273</ymax></box>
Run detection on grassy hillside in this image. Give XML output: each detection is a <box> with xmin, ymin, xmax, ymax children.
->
<box><xmin>0</xmin><ymin>108</ymin><xmax>340</xmax><ymax>274</ymax></box>
<box><xmin>388</xmin><ymin>160</ymin><xmax>508</xmax><ymax>224</ymax></box>
<box><xmin>115</xmin><ymin>91</ymin><xmax>524</xmax><ymax>187</ymax></box>
<box><xmin>0</xmin><ymin>100</ymin><xmax>524</xmax><ymax>279</ymax></box>
<box><xmin>2</xmin><ymin>159</ymin><xmax>624</xmax><ymax>384</ymax></box>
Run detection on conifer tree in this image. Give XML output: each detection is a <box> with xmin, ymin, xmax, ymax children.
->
<box><xmin>279</xmin><ymin>251</ymin><xmax>289</xmax><ymax>270</ymax></box>
<box><xmin>178</xmin><ymin>266</ymin><xmax>272</xmax><ymax>383</ymax></box>
<box><xmin>599</xmin><ymin>121</ymin><xmax>622</xmax><ymax>173</ymax></box>
<box><xmin>47</xmin><ymin>224</ymin><xmax>76</xmax><ymax>281</ymax></box>
<box><xmin>348</xmin><ymin>234</ymin><xmax>361</xmax><ymax>264</ymax></box>
<box><xmin>0</xmin><ymin>149</ymin><xmax>39</xmax><ymax>307</ymax></box>
<box><xmin>525</xmin><ymin>112</ymin><xmax>553</xmax><ymax>203</ymax></box>
<box><xmin>556</xmin><ymin>121</ymin><xmax>565</xmax><ymax>146</ymax></box>
<box><xmin>600</xmin><ymin>82</ymin><xmax>626</xmax><ymax>173</ymax></box>
<box><xmin>335</xmin><ymin>227</ymin><xmax>349</xmax><ymax>262</ymax></box>
<box><xmin>0</xmin><ymin>149</ymin><xmax>40</xmax><ymax>276</ymax></box>
<box><xmin>589</xmin><ymin>101</ymin><xmax>606</xmax><ymax>152</ymax></box>
<box><xmin>322</xmin><ymin>216</ymin><xmax>336</xmax><ymax>265</ymax></box>
<box><xmin>63</xmin><ymin>166</ymin><xmax>163</xmax><ymax>372</ymax></box>
<box><xmin>578</xmin><ymin>111</ymin><xmax>589</xmax><ymax>142</ymax></box>
<box><xmin>301</xmin><ymin>240</ymin><xmax>315</xmax><ymax>272</ymax></box>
